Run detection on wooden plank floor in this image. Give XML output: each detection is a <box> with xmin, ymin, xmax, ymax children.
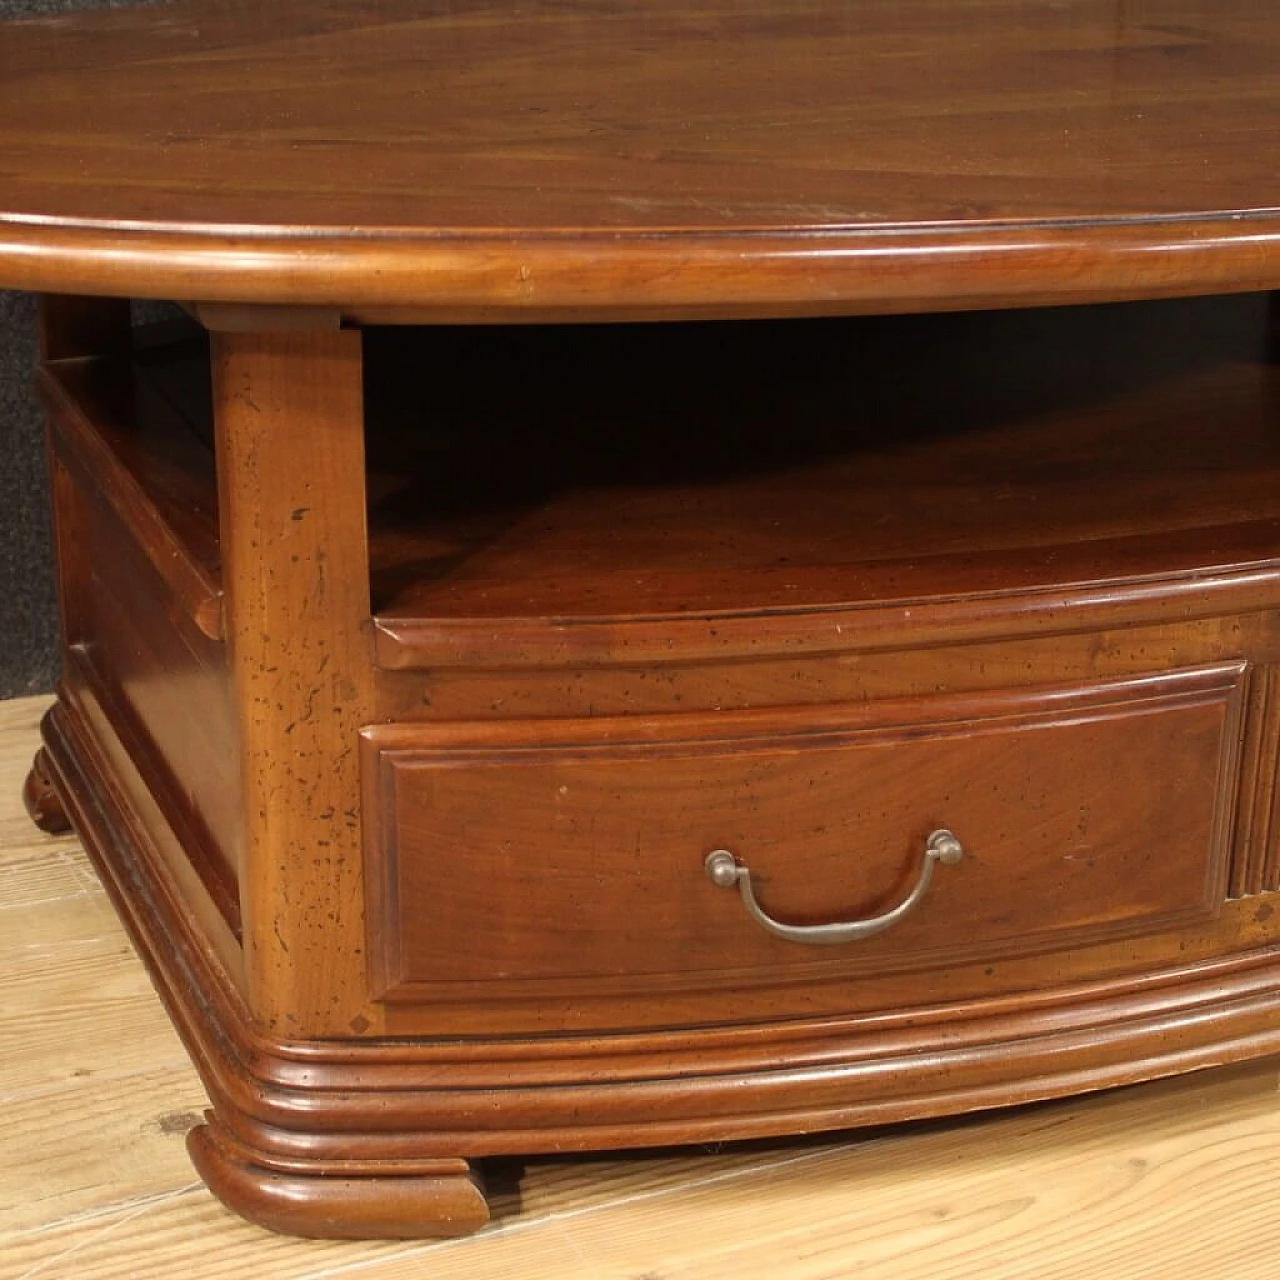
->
<box><xmin>4</xmin><ymin>692</ymin><xmax>1280</xmax><ymax>1279</ymax></box>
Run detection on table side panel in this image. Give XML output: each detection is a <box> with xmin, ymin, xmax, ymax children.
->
<box><xmin>44</xmin><ymin>367</ymin><xmax>242</xmax><ymax>941</ymax></box>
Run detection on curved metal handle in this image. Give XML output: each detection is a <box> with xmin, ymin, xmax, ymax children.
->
<box><xmin>704</xmin><ymin>829</ymin><xmax>964</xmax><ymax>946</ymax></box>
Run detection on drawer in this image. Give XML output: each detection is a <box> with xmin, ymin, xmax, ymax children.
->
<box><xmin>362</xmin><ymin>665</ymin><xmax>1245</xmax><ymax>1019</ymax></box>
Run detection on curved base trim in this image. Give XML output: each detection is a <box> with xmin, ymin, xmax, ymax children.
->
<box><xmin>36</xmin><ymin>692</ymin><xmax>1280</xmax><ymax>1238</ymax></box>
<box><xmin>188</xmin><ymin>1117</ymin><xmax>489</xmax><ymax>1239</ymax></box>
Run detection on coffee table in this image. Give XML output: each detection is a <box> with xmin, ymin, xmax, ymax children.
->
<box><xmin>4</xmin><ymin>0</ymin><xmax>1280</xmax><ymax>1238</ymax></box>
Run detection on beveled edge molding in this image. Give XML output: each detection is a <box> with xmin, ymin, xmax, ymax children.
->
<box><xmin>374</xmin><ymin>547</ymin><xmax>1280</xmax><ymax>670</ymax></box>
<box><xmin>1</xmin><ymin>215</ymin><xmax>1279</xmax><ymax>319</ymax></box>
<box><xmin>38</xmin><ymin>686</ymin><xmax>1280</xmax><ymax>1235</ymax></box>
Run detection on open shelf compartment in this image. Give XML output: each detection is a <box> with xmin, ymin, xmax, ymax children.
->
<box><xmin>37</xmin><ymin>292</ymin><xmax>1280</xmax><ymax>671</ymax></box>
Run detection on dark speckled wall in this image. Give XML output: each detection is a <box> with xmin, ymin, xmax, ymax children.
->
<box><xmin>0</xmin><ymin>287</ymin><xmax>54</xmax><ymax>696</ymax></box>
<box><xmin>0</xmin><ymin>0</ymin><xmax>153</xmax><ymax>697</ymax></box>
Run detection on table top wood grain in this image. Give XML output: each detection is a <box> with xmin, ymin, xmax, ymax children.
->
<box><xmin>1</xmin><ymin>0</ymin><xmax>1278</xmax><ymax>317</ymax></box>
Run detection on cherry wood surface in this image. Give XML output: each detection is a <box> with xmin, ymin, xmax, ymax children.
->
<box><xmin>7</xmin><ymin>691</ymin><xmax>1280</xmax><ymax>1278</ymax></box>
<box><xmin>1</xmin><ymin>0</ymin><xmax>1279</xmax><ymax>316</ymax></box>
<box><xmin>30</xmin><ymin>289</ymin><xmax>1280</xmax><ymax>1190</ymax></box>
<box><xmin>365</xmin><ymin>294</ymin><xmax>1280</xmax><ymax>663</ymax></box>
<box><xmin>9</xmin><ymin>0</ymin><xmax>1280</xmax><ymax>1241</ymax></box>
<box><xmin>37</xmin><ymin>293</ymin><xmax>1280</xmax><ymax>661</ymax></box>
<box><xmin>20</xmin><ymin>269</ymin><xmax>1280</xmax><ymax>1238</ymax></box>
<box><xmin>365</xmin><ymin>668</ymin><xmax>1241</xmax><ymax>1015</ymax></box>
<box><xmin>41</xmin><ymin>345</ymin><xmax>224</xmax><ymax>640</ymax></box>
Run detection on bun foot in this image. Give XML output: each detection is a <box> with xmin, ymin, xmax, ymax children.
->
<box><xmin>23</xmin><ymin>749</ymin><xmax>71</xmax><ymax>834</ymax></box>
<box><xmin>187</xmin><ymin>1117</ymin><xmax>491</xmax><ymax>1239</ymax></box>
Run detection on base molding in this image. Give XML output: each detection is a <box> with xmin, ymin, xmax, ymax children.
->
<box><xmin>188</xmin><ymin>1117</ymin><xmax>489</xmax><ymax>1239</ymax></box>
<box><xmin>33</xmin><ymin>689</ymin><xmax>1280</xmax><ymax>1238</ymax></box>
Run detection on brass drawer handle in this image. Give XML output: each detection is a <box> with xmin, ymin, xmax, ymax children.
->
<box><xmin>704</xmin><ymin>829</ymin><xmax>964</xmax><ymax>945</ymax></box>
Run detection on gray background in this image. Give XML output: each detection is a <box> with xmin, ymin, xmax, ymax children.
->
<box><xmin>0</xmin><ymin>0</ymin><xmax>146</xmax><ymax>698</ymax></box>
<box><xmin>0</xmin><ymin>285</ymin><xmax>55</xmax><ymax>697</ymax></box>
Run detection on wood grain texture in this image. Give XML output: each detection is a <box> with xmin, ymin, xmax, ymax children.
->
<box><xmin>360</xmin><ymin>295</ymin><xmax>1280</xmax><ymax>664</ymax></box>
<box><xmin>9</xmin><ymin>5</ymin><xmax>1280</xmax><ymax>1226</ymax></box>
<box><xmin>47</xmin><ymin>460</ymin><xmax>243</xmax><ymax>941</ymax></box>
<box><xmin>211</xmin><ymin>329</ymin><xmax>374</xmax><ymax>1033</ymax></box>
<box><xmin>1231</xmin><ymin>665</ymin><xmax>1280</xmax><ymax>897</ymax></box>
<box><xmin>188</xmin><ymin>1121</ymin><xmax>490</xmax><ymax>1241</ymax></box>
<box><xmin>0</xmin><ymin>1066</ymin><xmax>209</xmax><ymax>1235</ymax></box>
<box><xmin>36</xmin><ymin>296</ymin><xmax>245</xmax><ymax>947</ymax></box>
<box><xmin>29</xmin><ymin>655</ymin><xmax>1280</xmax><ymax>1238</ymax></box>
<box><xmin>41</xmin><ymin>353</ymin><xmax>224</xmax><ymax>641</ymax></box>
<box><xmin>23</xmin><ymin>284</ymin><xmax>1280</xmax><ymax>1237</ymax></box>
<box><xmin>365</xmin><ymin>667</ymin><xmax>1242</xmax><ymax>1015</ymax></box>
<box><xmin>5</xmin><ymin>695</ymin><xmax>1280</xmax><ymax>1275</ymax></box>
<box><xmin>0</xmin><ymin>859</ymin><xmax>191</xmax><ymax>1100</ymax></box>
<box><xmin>0</xmin><ymin>1</ymin><xmax>1279</xmax><ymax>315</ymax></box>
<box><xmin>64</xmin><ymin>295</ymin><xmax>1280</xmax><ymax>670</ymax></box>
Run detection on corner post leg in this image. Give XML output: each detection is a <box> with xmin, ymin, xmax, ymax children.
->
<box><xmin>210</xmin><ymin>323</ymin><xmax>374</xmax><ymax>1035</ymax></box>
<box><xmin>199</xmin><ymin>320</ymin><xmax>490</xmax><ymax>1236</ymax></box>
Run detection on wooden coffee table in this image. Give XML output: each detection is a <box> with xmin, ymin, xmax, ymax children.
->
<box><xmin>4</xmin><ymin>0</ymin><xmax>1280</xmax><ymax>1239</ymax></box>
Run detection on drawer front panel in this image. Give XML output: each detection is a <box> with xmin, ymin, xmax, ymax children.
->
<box><xmin>364</xmin><ymin>666</ymin><xmax>1244</xmax><ymax>1008</ymax></box>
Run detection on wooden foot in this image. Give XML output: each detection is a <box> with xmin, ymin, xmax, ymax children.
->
<box><xmin>23</xmin><ymin>748</ymin><xmax>71</xmax><ymax>834</ymax></box>
<box><xmin>188</xmin><ymin>1117</ymin><xmax>491</xmax><ymax>1239</ymax></box>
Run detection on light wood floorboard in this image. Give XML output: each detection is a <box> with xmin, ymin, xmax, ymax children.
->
<box><xmin>2</xmin><ymin>693</ymin><xmax>1279</xmax><ymax>1279</ymax></box>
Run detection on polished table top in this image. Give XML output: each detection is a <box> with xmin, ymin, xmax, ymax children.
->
<box><xmin>0</xmin><ymin>0</ymin><xmax>1278</xmax><ymax>318</ymax></box>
